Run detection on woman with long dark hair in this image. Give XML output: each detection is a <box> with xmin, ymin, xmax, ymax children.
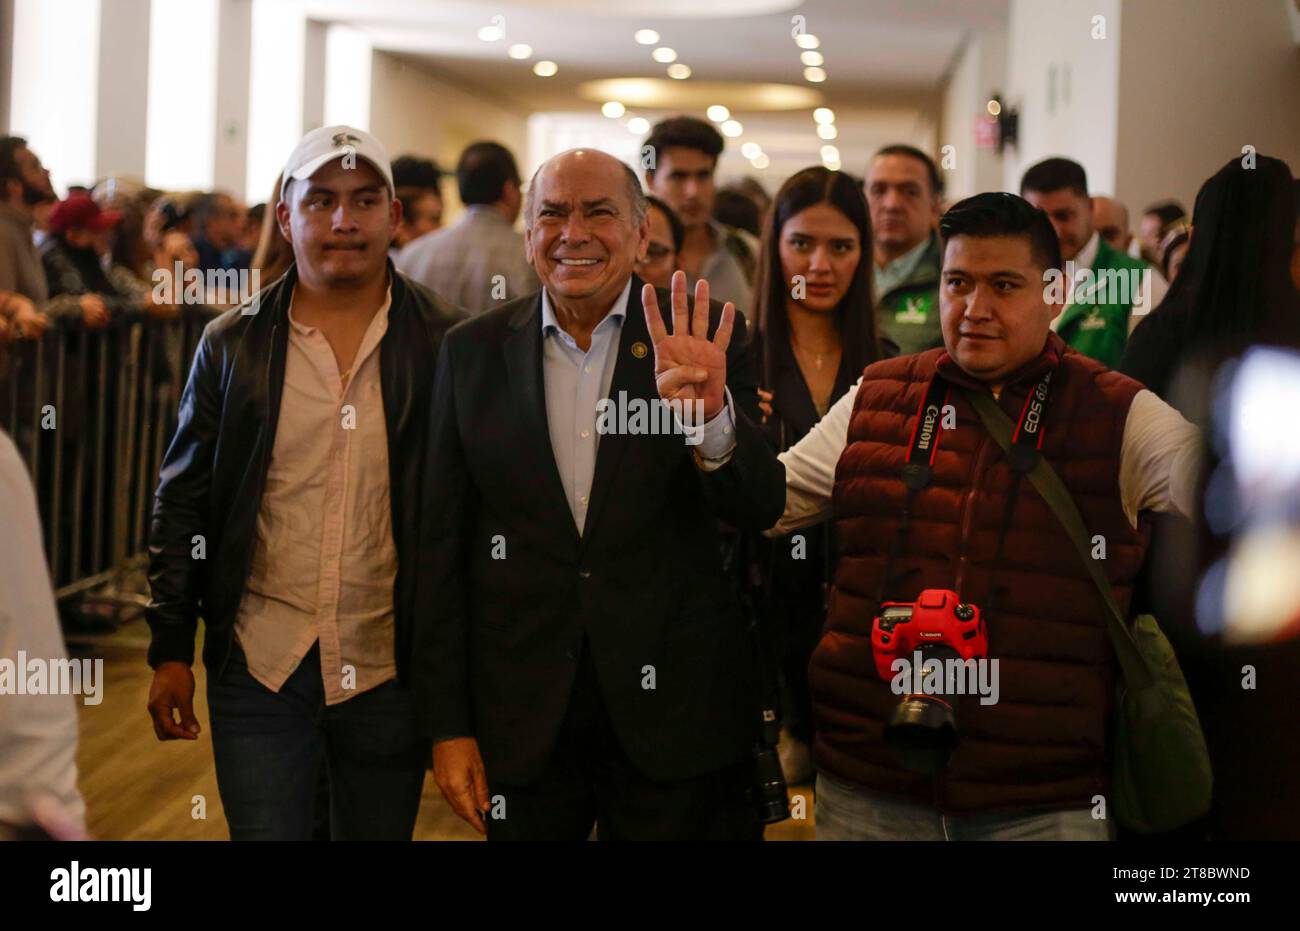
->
<box><xmin>1121</xmin><ymin>155</ymin><xmax>1298</xmax><ymax>399</ymax></box>
<box><xmin>748</xmin><ymin>167</ymin><xmax>882</xmax><ymax>784</ymax></box>
<box><xmin>1119</xmin><ymin>155</ymin><xmax>1300</xmax><ymax>840</ymax></box>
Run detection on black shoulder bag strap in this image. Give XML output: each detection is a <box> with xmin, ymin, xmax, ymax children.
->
<box><xmin>963</xmin><ymin>385</ymin><xmax>1155</xmax><ymax>691</ymax></box>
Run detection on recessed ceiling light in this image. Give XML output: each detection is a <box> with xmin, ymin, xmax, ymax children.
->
<box><xmin>652</xmin><ymin>47</ymin><xmax>677</xmax><ymax>63</ymax></box>
<box><xmin>507</xmin><ymin>44</ymin><xmax>532</xmax><ymax>60</ymax></box>
<box><xmin>533</xmin><ymin>60</ymin><xmax>558</xmax><ymax>77</ymax></box>
<box><xmin>627</xmin><ymin>116</ymin><xmax>650</xmax><ymax>134</ymax></box>
<box><xmin>740</xmin><ymin>141</ymin><xmax>762</xmax><ymax>159</ymax></box>
<box><xmin>816</xmin><ymin>123</ymin><xmax>837</xmax><ymax>140</ymax></box>
<box><xmin>820</xmin><ymin>145</ymin><xmax>840</xmax><ymax>162</ymax></box>
<box><xmin>602</xmin><ymin>101</ymin><xmax>626</xmax><ymax>118</ymax></box>
<box><xmin>478</xmin><ymin>24</ymin><xmax>503</xmax><ymax>42</ymax></box>
<box><xmin>824</xmin><ymin>159</ymin><xmax>841</xmax><ymax>171</ymax></box>
<box><xmin>800</xmin><ymin>51</ymin><xmax>824</xmax><ymax>67</ymax></box>
<box><xmin>795</xmin><ymin>34</ymin><xmax>820</xmax><ymax>50</ymax></box>
<box><xmin>706</xmin><ymin>105</ymin><xmax>730</xmax><ymax>122</ymax></box>
<box><xmin>634</xmin><ymin>29</ymin><xmax>660</xmax><ymax>45</ymax></box>
<box><xmin>813</xmin><ymin>107</ymin><xmax>835</xmax><ymax>124</ymax></box>
<box><xmin>804</xmin><ymin>67</ymin><xmax>827</xmax><ymax>83</ymax></box>
<box><xmin>721</xmin><ymin>119</ymin><xmax>743</xmax><ymax>138</ymax></box>
<box><xmin>667</xmin><ymin>63</ymin><xmax>691</xmax><ymax>79</ymax></box>
<box><xmin>751</xmin><ymin>153</ymin><xmax>770</xmax><ymax>170</ymax></box>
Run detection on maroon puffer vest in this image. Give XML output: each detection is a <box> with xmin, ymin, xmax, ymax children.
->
<box><xmin>810</xmin><ymin>333</ymin><xmax>1149</xmax><ymax>814</ymax></box>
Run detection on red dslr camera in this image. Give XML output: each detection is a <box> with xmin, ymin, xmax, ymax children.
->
<box><xmin>870</xmin><ymin>589</ymin><xmax>987</xmax><ymax>682</ymax></box>
<box><xmin>871</xmin><ymin>589</ymin><xmax>988</xmax><ymax>773</ymax></box>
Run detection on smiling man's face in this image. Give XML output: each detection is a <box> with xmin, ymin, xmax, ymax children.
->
<box><xmin>525</xmin><ymin>150</ymin><xmax>647</xmax><ymax>311</ymax></box>
<box><xmin>940</xmin><ymin>234</ymin><xmax>1059</xmax><ymax>383</ymax></box>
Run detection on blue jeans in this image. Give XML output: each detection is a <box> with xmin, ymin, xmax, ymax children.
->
<box><xmin>207</xmin><ymin>640</ymin><xmax>430</xmax><ymax>840</ymax></box>
<box><xmin>815</xmin><ymin>773</ymin><xmax>1113</xmax><ymax>841</ymax></box>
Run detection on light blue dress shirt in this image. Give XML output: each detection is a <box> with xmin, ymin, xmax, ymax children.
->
<box><xmin>541</xmin><ymin>280</ymin><xmax>631</xmax><ymax>533</ymax></box>
<box><xmin>540</xmin><ymin>277</ymin><xmax>737</xmax><ymax>533</ymax></box>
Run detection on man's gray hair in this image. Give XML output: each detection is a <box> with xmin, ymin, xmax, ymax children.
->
<box><xmin>523</xmin><ymin>150</ymin><xmax>648</xmax><ymax>229</ymax></box>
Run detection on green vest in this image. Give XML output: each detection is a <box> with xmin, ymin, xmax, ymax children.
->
<box><xmin>1055</xmin><ymin>236</ymin><xmax>1150</xmax><ymax>369</ymax></box>
<box><xmin>875</xmin><ymin>232</ymin><xmax>943</xmax><ymax>357</ymax></box>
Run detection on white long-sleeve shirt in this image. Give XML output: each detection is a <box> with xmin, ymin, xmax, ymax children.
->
<box><xmin>695</xmin><ymin>370</ymin><xmax>1202</xmax><ymax>536</ymax></box>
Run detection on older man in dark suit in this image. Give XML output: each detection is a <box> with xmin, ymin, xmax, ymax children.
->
<box><xmin>414</xmin><ymin>148</ymin><xmax>785</xmax><ymax>840</ymax></box>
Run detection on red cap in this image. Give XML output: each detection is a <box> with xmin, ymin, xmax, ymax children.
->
<box><xmin>47</xmin><ymin>194</ymin><xmax>123</xmax><ymax>234</ymax></box>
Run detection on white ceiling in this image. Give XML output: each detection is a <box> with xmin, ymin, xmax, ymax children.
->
<box><xmin>300</xmin><ymin>0</ymin><xmax>1009</xmax><ymax>111</ymax></box>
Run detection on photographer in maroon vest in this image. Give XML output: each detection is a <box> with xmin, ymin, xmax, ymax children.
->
<box><xmin>694</xmin><ymin>191</ymin><xmax>1202</xmax><ymax>839</ymax></box>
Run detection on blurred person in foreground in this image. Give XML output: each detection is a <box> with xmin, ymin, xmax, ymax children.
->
<box><xmin>1119</xmin><ymin>154</ymin><xmax>1300</xmax><ymax>840</ymax></box>
<box><xmin>0</xmin><ymin>417</ymin><xmax>87</xmax><ymax>841</ymax></box>
<box><xmin>398</xmin><ymin>141</ymin><xmax>535</xmax><ymax>313</ymax></box>
<box><xmin>144</xmin><ymin>125</ymin><xmax>462</xmax><ymax>840</ymax></box>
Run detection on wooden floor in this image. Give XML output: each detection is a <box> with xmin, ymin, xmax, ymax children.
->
<box><xmin>69</xmin><ymin>616</ymin><xmax>816</xmax><ymax>841</ymax></box>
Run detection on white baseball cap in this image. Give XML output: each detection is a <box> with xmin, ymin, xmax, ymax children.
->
<box><xmin>282</xmin><ymin>124</ymin><xmax>394</xmax><ymax>196</ymax></box>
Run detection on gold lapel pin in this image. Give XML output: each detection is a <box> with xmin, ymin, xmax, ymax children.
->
<box><xmin>631</xmin><ymin>341</ymin><xmax>649</xmax><ymax>359</ymax></box>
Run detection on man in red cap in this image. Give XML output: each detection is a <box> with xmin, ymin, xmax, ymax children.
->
<box><xmin>39</xmin><ymin>193</ymin><xmax>130</xmax><ymax>328</ymax></box>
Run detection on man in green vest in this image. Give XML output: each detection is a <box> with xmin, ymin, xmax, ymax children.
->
<box><xmin>864</xmin><ymin>144</ymin><xmax>944</xmax><ymax>356</ymax></box>
<box><xmin>1021</xmin><ymin>157</ymin><xmax>1166</xmax><ymax>369</ymax></box>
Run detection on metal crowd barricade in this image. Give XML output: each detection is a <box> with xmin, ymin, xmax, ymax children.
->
<box><xmin>0</xmin><ymin>309</ymin><xmax>210</xmax><ymax>617</ymax></box>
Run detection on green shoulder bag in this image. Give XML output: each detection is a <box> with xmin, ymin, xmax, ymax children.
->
<box><xmin>965</xmin><ymin>388</ymin><xmax>1212</xmax><ymax>834</ymax></box>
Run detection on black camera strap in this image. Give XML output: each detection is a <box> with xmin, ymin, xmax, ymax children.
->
<box><xmin>871</xmin><ymin>376</ymin><xmax>950</xmax><ymax>612</ymax></box>
<box><xmin>872</xmin><ymin>366</ymin><xmax>1058</xmax><ymax>616</ymax></box>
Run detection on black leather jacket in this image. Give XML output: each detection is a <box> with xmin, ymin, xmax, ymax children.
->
<box><xmin>145</xmin><ymin>262</ymin><xmax>464</xmax><ymax>681</ymax></box>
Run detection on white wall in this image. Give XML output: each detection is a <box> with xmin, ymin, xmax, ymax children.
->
<box><xmin>940</xmin><ymin>28</ymin><xmax>1008</xmax><ymax>199</ymax></box>
<box><xmin>213</xmin><ymin>0</ymin><xmax>253</xmax><ymax>198</ymax></box>
<box><xmin>324</xmin><ymin>23</ymin><xmax>371</xmax><ymax>129</ymax></box>
<box><xmin>1001</xmin><ymin>0</ymin><xmax>1122</xmax><ymax>195</ymax></box>
<box><xmin>1114</xmin><ymin>0</ymin><xmax>1300</xmax><ymax>213</ymax></box>
<box><xmin>10</xmin><ymin>0</ymin><xmax>101</xmax><ymax>190</ymax></box>
<box><xmin>146</xmin><ymin>0</ymin><xmax>218</xmax><ymax>191</ymax></box>
<box><xmin>96</xmin><ymin>0</ymin><xmax>150</xmax><ymax>180</ymax></box>
<box><xmin>1001</xmin><ymin>0</ymin><xmax>1300</xmax><ymax>217</ymax></box>
<box><xmin>245</xmin><ymin>0</ymin><xmax>305</xmax><ymax>203</ymax></box>
<box><xmin>367</xmin><ymin>51</ymin><xmax>530</xmax><ymax>221</ymax></box>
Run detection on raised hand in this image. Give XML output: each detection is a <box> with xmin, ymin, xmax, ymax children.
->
<box><xmin>642</xmin><ymin>269</ymin><xmax>735</xmax><ymax>421</ymax></box>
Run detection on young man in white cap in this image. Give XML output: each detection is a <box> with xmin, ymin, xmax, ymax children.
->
<box><xmin>144</xmin><ymin>125</ymin><xmax>464</xmax><ymax>840</ymax></box>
